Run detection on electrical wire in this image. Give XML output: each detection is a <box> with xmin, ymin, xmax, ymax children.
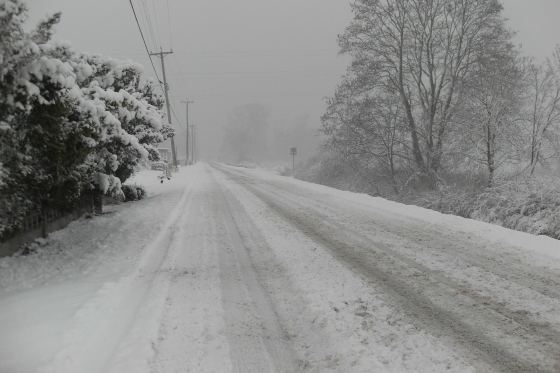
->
<box><xmin>173</xmin><ymin>69</ymin><xmax>345</xmax><ymax>75</ymax></box>
<box><xmin>166</xmin><ymin>0</ymin><xmax>173</xmax><ymax>49</ymax></box>
<box><xmin>170</xmin><ymin>92</ymin><xmax>327</xmax><ymax>99</ymax></box>
<box><xmin>137</xmin><ymin>1</ymin><xmax>155</xmax><ymax>51</ymax></box>
<box><xmin>101</xmin><ymin>50</ymin><xmax>339</xmax><ymax>58</ymax></box>
<box><xmin>170</xmin><ymin>55</ymin><xmax>190</xmax><ymax>98</ymax></box>
<box><xmin>150</xmin><ymin>0</ymin><xmax>164</xmax><ymax>50</ymax></box>
<box><xmin>139</xmin><ymin>0</ymin><xmax>156</xmax><ymax>50</ymax></box>
<box><xmin>169</xmin><ymin>104</ymin><xmax>186</xmax><ymax>131</ymax></box>
<box><xmin>177</xmin><ymin>75</ymin><xmax>344</xmax><ymax>80</ymax></box>
<box><xmin>128</xmin><ymin>0</ymin><xmax>162</xmax><ymax>83</ymax></box>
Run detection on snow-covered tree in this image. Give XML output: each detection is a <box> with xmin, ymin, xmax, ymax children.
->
<box><xmin>336</xmin><ymin>0</ymin><xmax>512</xmax><ymax>179</ymax></box>
<box><xmin>456</xmin><ymin>46</ymin><xmax>527</xmax><ymax>186</ymax></box>
<box><xmin>0</xmin><ymin>3</ymin><xmax>96</xmax><ymax>235</ymax></box>
<box><xmin>0</xmin><ymin>0</ymin><xmax>171</xmax><ymax>239</ymax></box>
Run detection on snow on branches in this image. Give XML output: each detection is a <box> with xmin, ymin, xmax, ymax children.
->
<box><xmin>0</xmin><ymin>0</ymin><xmax>172</xmax><ymax>239</ymax></box>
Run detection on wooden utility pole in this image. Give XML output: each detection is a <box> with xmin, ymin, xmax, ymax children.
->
<box><xmin>150</xmin><ymin>49</ymin><xmax>177</xmax><ymax>169</ymax></box>
<box><xmin>181</xmin><ymin>99</ymin><xmax>193</xmax><ymax>165</ymax></box>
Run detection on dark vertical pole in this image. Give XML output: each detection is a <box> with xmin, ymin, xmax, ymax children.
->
<box><xmin>41</xmin><ymin>209</ymin><xmax>48</xmax><ymax>238</ymax></box>
<box><xmin>150</xmin><ymin>49</ymin><xmax>176</xmax><ymax>169</ymax></box>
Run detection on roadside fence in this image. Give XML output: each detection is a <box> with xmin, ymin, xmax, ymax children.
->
<box><xmin>0</xmin><ymin>194</ymin><xmax>94</xmax><ymax>258</ymax></box>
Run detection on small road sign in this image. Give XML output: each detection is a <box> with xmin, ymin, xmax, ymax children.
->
<box><xmin>290</xmin><ymin>147</ymin><xmax>297</xmax><ymax>156</ymax></box>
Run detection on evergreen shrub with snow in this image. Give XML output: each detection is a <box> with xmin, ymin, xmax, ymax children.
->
<box><xmin>121</xmin><ymin>184</ymin><xmax>146</xmax><ymax>202</ymax></box>
<box><xmin>0</xmin><ymin>0</ymin><xmax>172</xmax><ymax>240</ymax></box>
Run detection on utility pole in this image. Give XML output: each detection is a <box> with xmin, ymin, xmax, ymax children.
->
<box><xmin>150</xmin><ymin>48</ymin><xmax>177</xmax><ymax>169</ymax></box>
<box><xmin>181</xmin><ymin>99</ymin><xmax>193</xmax><ymax>165</ymax></box>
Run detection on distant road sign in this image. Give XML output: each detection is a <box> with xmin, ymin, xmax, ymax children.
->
<box><xmin>290</xmin><ymin>147</ymin><xmax>297</xmax><ymax>156</ymax></box>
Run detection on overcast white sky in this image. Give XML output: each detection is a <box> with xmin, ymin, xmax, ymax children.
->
<box><xmin>25</xmin><ymin>0</ymin><xmax>560</xmax><ymax>160</ymax></box>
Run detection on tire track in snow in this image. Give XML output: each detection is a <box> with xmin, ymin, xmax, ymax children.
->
<box><xmin>210</xmin><ymin>170</ymin><xmax>300</xmax><ymax>373</ymax></box>
<box><xmin>223</xmin><ymin>167</ymin><xmax>560</xmax><ymax>352</ymax></box>
<box><xmin>213</xmin><ymin>164</ymin><xmax>559</xmax><ymax>373</ymax></box>
<box><xmin>217</xmin><ymin>166</ymin><xmax>560</xmax><ymax>342</ymax></box>
<box><xmin>36</xmin><ymin>186</ymin><xmax>194</xmax><ymax>373</ymax></box>
<box><xmin>256</xmin><ymin>174</ymin><xmax>560</xmax><ymax>303</ymax></box>
<box><xmin>219</xmin><ymin>166</ymin><xmax>560</xmax><ymax>370</ymax></box>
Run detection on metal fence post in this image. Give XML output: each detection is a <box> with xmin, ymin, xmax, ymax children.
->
<box><xmin>41</xmin><ymin>209</ymin><xmax>47</xmax><ymax>238</ymax></box>
<box><xmin>93</xmin><ymin>192</ymin><xmax>103</xmax><ymax>214</ymax></box>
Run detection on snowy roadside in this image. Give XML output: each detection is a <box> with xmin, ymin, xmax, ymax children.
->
<box><xmin>225</xmin><ymin>163</ymin><xmax>560</xmax><ymax>270</ymax></box>
<box><xmin>2</xmin><ymin>163</ymin><xmax>559</xmax><ymax>372</ymax></box>
<box><xmin>0</xmin><ymin>168</ymin><xmax>192</xmax><ymax>373</ymax></box>
<box><xmin>215</xmin><ymin>163</ymin><xmax>560</xmax><ymax>372</ymax></box>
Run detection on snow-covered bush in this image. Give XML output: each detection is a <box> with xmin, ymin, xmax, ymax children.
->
<box><xmin>0</xmin><ymin>0</ymin><xmax>171</xmax><ymax>240</ymax></box>
<box><xmin>472</xmin><ymin>176</ymin><xmax>560</xmax><ymax>238</ymax></box>
<box><xmin>414</xmin><ymin>185</ymin><xmax>478</xmax><ymax>218</ymax></box>
<box><xmin>296</xmin><ymin>153</ymin><xmax>379</xmax><ymax>195</ymax></box>
<box><xmin>121</xmin><ymin>184</ymin><xmax>146</xmax><ymax>202</ymax></box>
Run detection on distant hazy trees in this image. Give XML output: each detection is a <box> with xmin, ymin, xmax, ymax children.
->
<box><xmin>221</xmin><ymin>104</ymin><xmax>319</xmax><ymax>163</ymax></box>
<box><xmin>322</xmin><ymin>0</ymin><xmax>560</xmax><ymax>194</ymax></box>
<box><xmin>221</xmin><ymin>104</ymin><xmax>270</xmax><ymax>162</ymax></box>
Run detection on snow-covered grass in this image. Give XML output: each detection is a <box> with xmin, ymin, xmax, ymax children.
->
<box><xmin>472</xmin><ymin>176</ymin><xmax>560</xmax><ymax>238</ymax></box>
<box><xmin>295</xmin><ymin>153</ymin><xmax>560</xmax><ymax>241</ymax></box>
<box><xmin>406</xmin><ymin>175</ymin><xmax>560</xmax><ymax>239</ymax></box>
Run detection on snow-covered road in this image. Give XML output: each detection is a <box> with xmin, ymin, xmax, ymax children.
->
<box><xmin>1</xmin><ymin>162</ymin><xmax>560</xmax><ymax>372</ymax></box>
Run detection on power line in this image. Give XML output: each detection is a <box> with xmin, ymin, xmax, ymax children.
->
<box><xmin>169</xmin><ymin>104</ymin><xmax>185</xmax><ymax>131</ymax></box>
<box><xmin>172</xmin><ymin>69</ymin><xmax>346</xmax><ymax>75</ymax></box>
<box><xmin>99</xmin><ymin>50</ymin><xmax>340</xmax><ymax>57</ymax></box>
<box><xmin>171</xmin><ymin>92</ymin><xmax>327</xmax><ymax>99</ymax></box>
<box><xmin>128</xmin><ymin>0</ymin><xmax>162</xmax><ymax>83</ymax></box>
<box><xmin>170</xmin><ymin>55</ymin><xmax>190</xmax><ymax>97</ymax></box>
<box><xmin>150</xmin><ymin>0</ymin><xmax>164</xmax><ymax>50</ymax></box>
<box><xmin>140</xmin><ymin>0</ymin><xmax>158</xmax><ymax>50</ymax></box>
<box><xmin>136</xmin><ymin>0</ymin><xmax>152</xmax><ymax>51</ymax></box>
<box><xmin>172</xmin><ymin>74</ymin><xmax>344</xmax><ymax>80</ymax></box>
<box><xmin>166</xmin><ymin>0</ymin><xmax>173</xmax><ymax>49</ymax></box>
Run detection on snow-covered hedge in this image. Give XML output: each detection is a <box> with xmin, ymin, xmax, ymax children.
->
<box><xmin>0</xmin><ymin>0</ymin><xmax>172</xmax><ymax>240</ymax></box>
<box><xmin>297</xmin><ymin>151</ymin><xmax>560</xmax><ymax>240</ymax></box>
<box><xmin>410</xmin><ymin>176</ymin><xmax>560</xmax><ymax>239</ymax></box>
<box><xmin>416</xmin><ymin>185</ymin><xmax>478</xmax><ymax>218</ymax></box>
<box><xmin>472</xmin><ymin>177</ymin><xmax>560</xmax><ymax>239</ymax></box>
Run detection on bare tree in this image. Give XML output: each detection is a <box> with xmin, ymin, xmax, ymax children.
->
<box><xmin>457</xmin><ymin>46</ymin><xmax>526</xmax><ymax>186</ymax></box>
<box><xmin>338</xmin><ymin>0</ymin><xmax>512</xmax><ymax>179</ymax></box>
<box><xmin>526</xmin><ymin>48</ymin><xmax>560</xmax><ymax>174</ymax></box>
<box><xmin>322</xmin><ymin>73</ymin><xmax>413</xmax><ymax>195</ymax></box>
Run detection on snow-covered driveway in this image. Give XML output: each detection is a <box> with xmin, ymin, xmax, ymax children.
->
<box><xmin>1</xmin><ymin>163</ymin><xmax>559</xmax><ymax>372</ymax></box>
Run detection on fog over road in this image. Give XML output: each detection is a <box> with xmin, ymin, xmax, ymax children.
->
<box><xmin>1</xmin><ymin>163</ymin><xmax>559</xmax><ymax>373</ymax></box>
